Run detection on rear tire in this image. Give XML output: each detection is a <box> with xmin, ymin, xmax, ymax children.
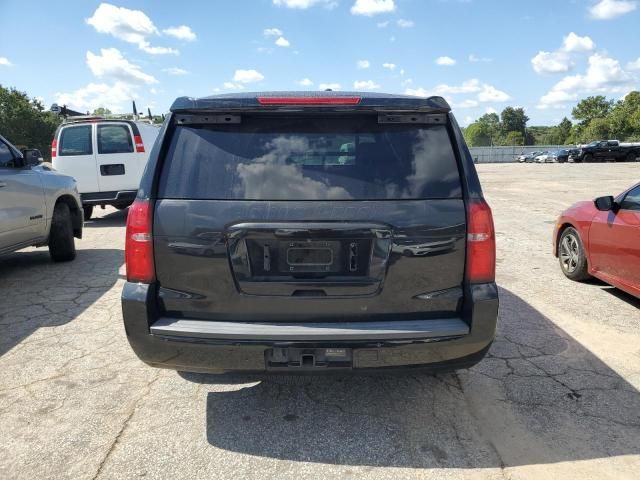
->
<box><xmin>49</xmin><ymin>203</ymin><xmax>76</xmax><ymax>262</ymax></box>
<box><xmin>627</xmin><ymin>152</ymin><xmax>637</xmax><ymax>163</ymax></box>
<box><xmin>83</xmin><ymin>205</ymin><xmax>94</xmax><ymax>220</ymax></box>
<box><xmin>558</xmin><ymin>227</ymin><xmax>589</xmax><ymax>281</ymax></box>
<box><xmin>584</xmin><ymin>153</ymin><xmax>593</xmax><ymax>163</ymax></box>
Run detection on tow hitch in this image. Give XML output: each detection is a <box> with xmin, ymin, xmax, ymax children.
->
<box><xmin>266</xmin><ymin>347</ymin><xmax>352</xmax><ymax>371</ymax></box>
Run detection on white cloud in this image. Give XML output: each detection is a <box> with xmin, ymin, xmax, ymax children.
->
<box><xmin>163</xmin><ymin>25</ymin><xmax>196</xmax><ymax>41</ymax></box>
<box><xmin>319</xmin><ymin>83</ymin><xmax>341</xmax><ymax>90</ymax></box>
<box><xmin>233</xmin><ymin>69</ymin><xmax>265</xmax><ymax>83</ymax></box>
<box><xmin>485</xmin><ymin>107</ymin><xmax>498</xmax><ymax>115</ymax></box>
<box><xmin>562</xmin><ymin>32</ymin><xmax>595</xmax><ymax>52</ymax></box>
<box><xmin>0</xmin><ymin>57</ymin><xmax>11</xmax><ymax>66</ymax></box>
<box><xmin>223</xmin><ymin>82</ymin><xmax>245</xmax><ymax>90</ymax></box>
<box><xmin>457</xmin><ymin>99</ymin><xmax>479</xmax><ymax>108</ymax></box>
<box><xmin>357</xmin><ymin>59</ymin><xmax>370</xmax><ymax>69</ymax></box>
<box><xmin>477</xmin><ymin>85</ymin><xmax>510</xmax><ymax>102</ymax></box>
<box><xmin>376</xmin><ymin>21</ymin><xmax>389</xmax><ymax>27</ymax></box>
<box><xmin>537</xmin><ymin>53</ymin><xmax>635</xmax><ymax>108</ymax></box>
<box><xmin>436</xmin><ymin>56</ymin><xmax>456</xmax><ymax>66</ymax></box>
<box><xmin>264</xmin><ymin>27</ymin><xmax>283</xmax><ymax>36</ymax></box>
<box><xmin>163</xmin><ymin>67</ymin><xmax>189</xmax><ymax>75</ymax></box>
<box><xmin>86</xmin><ymin>48</ymin><xmax>157</xmax><ymax>85</ymax></box>
<box><xmin>55</xmin><ymin>81</ymin><xmax>138</xmax><ymax>113</ymax></box>
<box><xmin>397</xmin><ymin>19</ymin><xmax>414</xmax><ymax>28</ymax></box>
<box><xmin>468</xmin><ymin>54</ymin><xmax>492</xmax><ymax>63</ymax></box>
<box><xmin>86</xmin><ymin>3</ymin><xmax>178</xmax><ymax>55</ymax></box>
<box><xmin>531</xmin><ymin>51</ymin><xmax>572</xmax><ymax>74</ymax></box>
<box><xmin>351</xmin><ymin>0</ymin><xmax>395</xmax><ymax>16</ymax></box>
<box><xmin>353</xmin><ymin>80</ymin><xmax>381</xmax><ymax>90</ymax></box>
<box><xmin>405</xmin><ymin>79</ymin><xmax>510</xmax><ymax>105</ymax></box>
<box><xmin>531</xmin><ymin>32</ymin><xmax>595</xmax><ymax>75</ymax></box>
<box><xmin>382</xmin><ymin>62</ymin><xmax>396</xmax><ymax>70</ymax></box>
<box><xmin>589</xmin><ymin>0</ymin><xmax>637</xmax><ymax>20</ymax></box>
<box><xmin>275</xmin><ymin>36</ymin><xmax>291</xmax><ymax>47</ymax></box>
<box><xmin>273</xmin><ymin>0</ymin><xmax>337</xmax><ymax>8</ymax></box>
<box><xmin>627</xmin><ymin>58</ymin><xmax>640</xmax><ymax>70</ymax></box>
<box><xmin>298</xmin><ymin>78</ymin><xmax>314</xmax><ymax>86</ymax></box>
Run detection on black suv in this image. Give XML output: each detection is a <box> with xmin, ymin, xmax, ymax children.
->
<box><xmin>122</xmin><ymin>91</ymin><xmax>498</xmax><ymax>374</ymax></box>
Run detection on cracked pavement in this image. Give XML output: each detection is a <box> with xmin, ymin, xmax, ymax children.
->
<box><xmin>1</xmin><ymin>163</ymin><xmax>639</xmax><ymax>479</ymax></box>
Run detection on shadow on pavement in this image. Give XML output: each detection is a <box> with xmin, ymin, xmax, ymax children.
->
<box><xmin>0</xmin><ymin>248</ymin><xmax>122</xmax><ymax>356</ymax></box>
<box><xmin>84</xmin><ymin>208</ymin><xmax>128</xmax><ymax>228</ymax></box>
<box><xmin>182</xmin><ymin>287</ymin><xmax>640</xmax><ymax>469</ymax></box>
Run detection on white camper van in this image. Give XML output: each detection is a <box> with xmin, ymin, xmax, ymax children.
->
<box><xmin>52</xmin><ymin>118</ymin><xmax>160</xmax><ymax>219</ymax></box>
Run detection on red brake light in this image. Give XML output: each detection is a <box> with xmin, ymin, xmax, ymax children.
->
<box><xmin>134</xmin><ymin>135</ymin><xmax>145</xmax><ymax>153</ymax></box>
<box><xmin>51</xmin><ymin>138</ymin><xmax>57</xmax><ymax>158</ymax></box>
<box><xmin>466</xmin><ymin>200</ymin><xmax>496</xmax><ymax>284</ymax></box>
<box><xmin>257</xmin><ymin>96</ymin><xmax>361</xmax><ymax>106</ymax></box>
<box><xmin>125</xmin><ymin>199</ymin><xmax>155</xmax><ymax>283</ymax></box>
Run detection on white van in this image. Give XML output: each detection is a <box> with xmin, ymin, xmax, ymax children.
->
<box><xmin>52</xmin><ymin>118</ymin><xmax>160</xmax><ymax>219</ymax></box>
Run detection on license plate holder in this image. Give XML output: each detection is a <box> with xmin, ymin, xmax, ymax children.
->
<box><xmin>266</xmin><ymin>347</ymin><xmax>353</xmax><ymax>370</ymax></box>
<box><xmin>279</xmin><ymin>240</ymin><xmax>341</xmax><ymax>273</ymax></box>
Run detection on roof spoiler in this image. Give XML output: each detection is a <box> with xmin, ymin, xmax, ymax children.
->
<box><xmin>170</xmin><ymin>92</ymin><xmax>451</xmax><ymax>113</ymax></box>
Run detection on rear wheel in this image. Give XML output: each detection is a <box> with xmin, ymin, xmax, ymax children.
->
<box><xmin>584</xmin><ymin>153</ymin><xmax>593</xmax><ymax>163</ymax></box>
<box><xmin>83</xmin><ymin>205</ymin><xmax>94</xmax><ymax>220</ymax></box>
<box><xmin>49</xmin><ymin>203</ymin><xmax>76</xmax><ymax>262</ymax></box>
<box><xmin>627</xmin><ymin>152</ymin><xmax>637</xmax><ymax>162</ymax></box>
<box><xmin>558</xmin><ymin>227</ymin><xmax>589</xmax><ymax>281</ymax></box>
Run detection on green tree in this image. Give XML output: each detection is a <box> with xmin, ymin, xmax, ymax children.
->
<box><xmin>92</xmin><ymin>107</ymin><xmax>112</xmax><ymax>115</ymax></box>
<box><xmin>504</xmin><ymin>131</ymin><xmax>524</xmax><ymax>146</ymax></box>
<box><xmin>0</xmin><ymin>85</ymin><xmax>61</xmax><ymax>160</ymax></box>
<box><xmin>579</xmin><ymin>117</ymin><xmax>611</xmax><ymax>143</ymax></box>
<box><xmin>608</xmin><ymin>91</ymin><xmax>640</xmax><ymax>140</ymax></box>
<box><xmin>463</xmin><ymin>122</ymin><xmax>492</xmax><ymax>146</ymax></box>
<box><xmin>557</xmin><ymin>117</ymin><xmax>572</xmax><ymax>143</ymax></box>
<box><xmin>572</xmin><ymin>96</ymin><xmax>614</xmax><ymax>126</ymax></box>
<box><xmin>500</xmin><ymin>107</ymin><xmax>529</xmax><ymax>135</ymax></box>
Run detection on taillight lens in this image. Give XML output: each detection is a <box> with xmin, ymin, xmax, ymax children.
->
<box><xmin>134</xmin><ymin>135</ymin><xmax>145</xmax><ymax>153</ymax></box>
<box><xmin>466</xmin><ymin>200</ymin><xmax>496</xmax><ymax>283</ymax></box>
<box><xmin>51</xmin><ymin>139</ymin><xmax>57</xmax><ymax>158</ymax></box>
<box><xmin>125</xmin><ymin>199</ymin><xmax>155</xmax><ymax>283</ymax></box>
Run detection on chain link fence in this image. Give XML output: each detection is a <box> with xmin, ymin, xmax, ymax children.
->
<box><xmin>468</xmin><ymin>145</ymin><xmax>574</xmax><ymax>163</ymax></box>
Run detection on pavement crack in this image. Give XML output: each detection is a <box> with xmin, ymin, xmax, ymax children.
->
<box><xmin>91</xmin><ymin>372</ymin><xmax>160</xmax><ymax>480</ymax></box>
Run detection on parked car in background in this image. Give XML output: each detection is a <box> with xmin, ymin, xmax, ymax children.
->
<box><xmin>549</xmin><ymin>149</ymin><xmax>570</xmax><ymax>163</ymax></box>
<box><xmin>517</xmin><ymin>151</ymin><xmax>541</xmax><ymax>163</ymax></box>
<box><xmin>122</xmin><ymin>91</ymin><xmax>499</xmax><ymax>375</ymax></box>
<box><xmin>569</xmin><ymin>140</ymin><xmax>640</xmax><ymax>163</ymax></box>
<box><xmin>0</xmin><ymin>134</ymin><xmax>82</xmax><ymax>261</ymax></box>
<box><xmin>534</xmin><ymin>151</ymin><xmax>552</xmax><ymax>163</ymax></box>
<box><xmin>554</xmin><ymin>181</ymin><xmax>640</xmax><ymax>299</ymax></box>
<box><xmin>52</xmin><ymin>117</ymin><xmax>160</xmax><ymax>219</ymax></box>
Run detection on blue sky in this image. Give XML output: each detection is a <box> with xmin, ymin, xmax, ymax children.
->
<box><xmin>1</xmin><ymin>0</ymin><xmax>639</xmax><ymax>126</ymax></box>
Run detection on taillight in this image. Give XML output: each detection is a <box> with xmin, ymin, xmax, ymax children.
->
<box><xmin>134</xmin><ymin>135</ymin><xmax>145</xmax><ymax>153</ymax></box>
<box><xmin>51</xmin><ymin>139</ymin><xmax>57</xmax><ymax>158</ymax></box>
<box><xmin>257</xmin><ymin>96</ymin><xmax>361</xmax><ymax>105</ymax></box>
<box><xmin>125</xmin><ymin>199</ymin><xmax>155</xmax><ymax>283</ymax></box>
<box><xmin>466</xmin><ymin>200</ymin><xmax>496</xmax><ymax>284</ymax></box>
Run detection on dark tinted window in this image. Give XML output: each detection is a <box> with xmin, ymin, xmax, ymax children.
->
<box><xmin>0</xmin><ymin>140</ymin><xmax>16</xmax><ymax>167</ymax></box>
<box><xmin>158</xmin><ymin>116</ymin><xmax>461</xmax><ymax>200</ymax></box>
<box><xmin>59</xmin><ymin>125</ymin><xmax>92</xmax><ymax>156</ymax></box>
<box><xmin>620</xmin><ymin>185</ymin><xmax>640</xmax><ymax>211</ymax></box>
<box><xmin>98</xmin><ymin>124</ymin><xmax>133</xmax><ymax>154</ymax></box>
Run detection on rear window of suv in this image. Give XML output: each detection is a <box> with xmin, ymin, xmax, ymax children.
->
<box><xmin>158</xmin><ymin>115</ymin><xmax>462</xmax><ymax>200</ymax></box>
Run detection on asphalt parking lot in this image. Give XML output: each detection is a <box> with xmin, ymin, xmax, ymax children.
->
<box><xmin>1</xmin><ymin>163</ymin><xmax>639</xmax><ymax>480</ymax></box>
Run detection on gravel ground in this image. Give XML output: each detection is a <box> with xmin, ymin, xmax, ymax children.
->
<box><xmin>1</xmin><ymin>163</ymin><xmax>639</xmax><ymax>480</ymax></box>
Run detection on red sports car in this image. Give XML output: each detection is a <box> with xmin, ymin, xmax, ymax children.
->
<box><xmin>553</xmin><ymin>182</ymin><xmax>640</xmax><ymax>299</ymax></box>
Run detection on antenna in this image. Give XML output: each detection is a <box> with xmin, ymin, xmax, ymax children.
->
<box><xmin>132</xmin><ymin>100</ymin><xmax>138</xmax><ymax>119</ymax></box>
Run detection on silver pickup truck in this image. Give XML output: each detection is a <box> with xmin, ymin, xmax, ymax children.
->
<box><xmin>0</xmin><ymin>134</ymin><xmax>83</xmax><ymax>261</ymax></box>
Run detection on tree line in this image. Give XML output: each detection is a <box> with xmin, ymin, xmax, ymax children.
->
<box><xmin>462</xmin><ymin>91</ymin><xmax>640</xmax><ymax>147</ymax></box>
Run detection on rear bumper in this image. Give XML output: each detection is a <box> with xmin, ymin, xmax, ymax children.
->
<box><xmin>121</xmin><ymin>282</ymin><xmax>499</xmax><ymax>374</ymax></box>
<box><xmin>80</xmin><ymin>190</ymin><xmax>137</xmax><ymax>205</ymax></box>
